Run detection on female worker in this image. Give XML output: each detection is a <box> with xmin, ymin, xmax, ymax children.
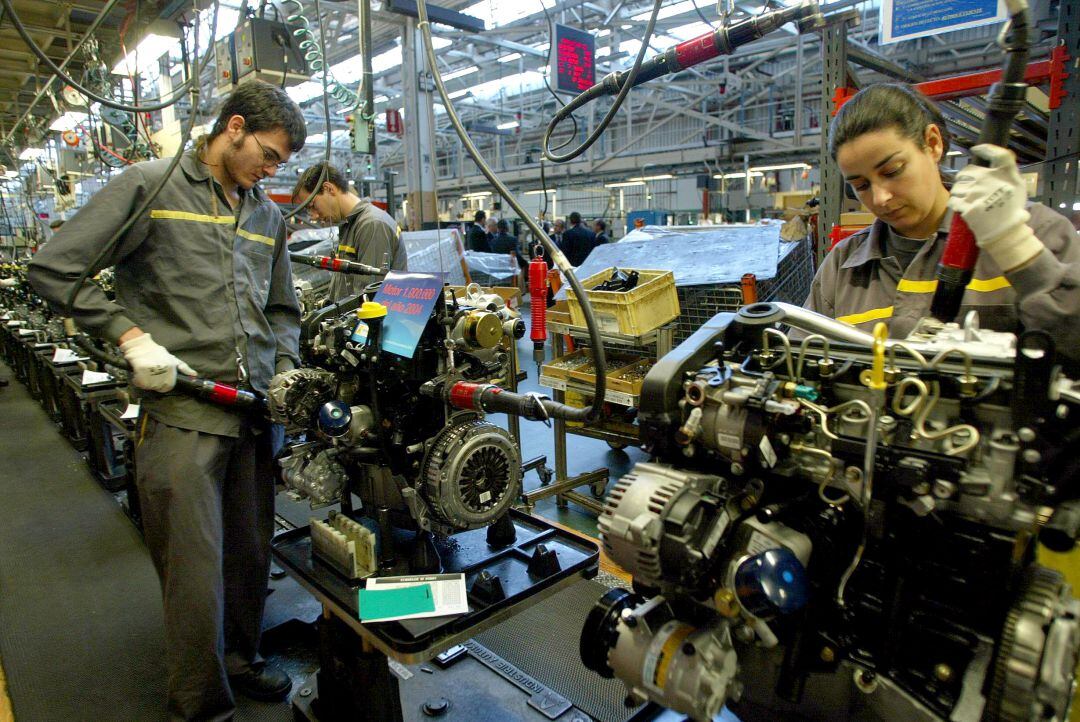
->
<box><xmin>804</xmin><ymin>83</ymin><xmax>1080</xmax><ymax>356</ymax></box>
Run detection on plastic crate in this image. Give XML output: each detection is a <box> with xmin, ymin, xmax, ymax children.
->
<box><xmin>566</xmin><ymin>268</ymin><xmax>680</xmax><ymax>336</ymax></box>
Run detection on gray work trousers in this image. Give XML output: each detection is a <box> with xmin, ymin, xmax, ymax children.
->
<box><xmin>135</xmin><ymin>416</ymin><xmax>275</xmax><ymax>722</ymax></box>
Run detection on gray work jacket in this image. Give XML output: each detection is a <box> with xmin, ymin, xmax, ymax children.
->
<box><xmin>327</xmin><ymin>200</ymin><xmax>408</xmax><ymax>302</ymax></box>
<box><xmin>804</xmin><ymin>203</ymin><xmax>1080</xmax><ymax>358</ymax></box>
<box><xmin>28</xmin><ymin>150</ymin><xmax>301</xmax><ymax>436</ymax></box>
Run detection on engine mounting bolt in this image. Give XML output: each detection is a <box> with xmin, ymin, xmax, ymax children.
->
<box><xmin>1018</xmin><ymin>427</ymin><xmax>1036</xmax><ymax>443</ymax></box>
<box><xmin>620</xmin><ymin>609</ymin><xmax>637</xmax><ymax>628</ymax></box>
<box><xmin>731</xmin><ymin>462</ymin><xmax>745</xmax><ymax>477</ymax></box>
<box><xmin>682</xmin><ymin>642</ymin><xmax>696</xmax><ymax>656</ymax></box>
<box><xmin>820</xmin><ymin>646</ymin><xmax>836</xmax><ymax>663</ymax></box>
<box><xmin>1023</xmin><ymin>449</ymin><xmax>1042</xmax><ymax>465</ymax></box>
<box><xmin>934</xmin><ymin>663</ymin><xmax>953</xmax><ymax>682</ymax></box>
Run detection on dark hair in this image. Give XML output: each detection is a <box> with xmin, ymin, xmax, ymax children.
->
<box><xmin>828</xmin><ymin>83</ymin><xmax>950</xmax><ymax>160</ymax></box>
<box><xmin>496</xmin><ymin>218</ymin><xmax>509</xmax><ymax>233</ymax></box>
<box><xmin>594</xmin><ymin>219</ymin><xmax>606</xmax><ymax>231</ymax></box>
<box><xmin>292</xmin><ymin>162</ymin><xmax>348</xmax><ymax>200</ymax></box>
<box><xmin>208</xmin><ymin>80</ymin><xmax>307</xmax><ymax>152</ymax></box>
<box><xmin>474</xmin><ymin>210</ymin><xmax>486</xmax><ymax>222</ymax></box>
<box><xmin>569</xmin><ymin>211</ymin><xmax>582</xmax><ymax>225</ymax></box>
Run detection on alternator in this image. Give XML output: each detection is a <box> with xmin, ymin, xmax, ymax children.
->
<box><xmin>267</xmin><ymin>368</ymin><xmax>337</xmax><ymax>429</ymax></box>
<box><xmin>421</xmin><ymin>415</ymin><xmax>521</xmax><ymax>530</ymax></box>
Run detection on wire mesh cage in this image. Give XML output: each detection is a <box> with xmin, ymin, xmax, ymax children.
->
<box><xmin>673</xmin><ymin>237</ymin><xmax>814</xmax><ymax>343</ymax></box>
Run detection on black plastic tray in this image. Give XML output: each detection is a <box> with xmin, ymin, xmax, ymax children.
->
<box><xmin>271</xmin><ymin>507</ymin><xmax>599</xmax><ymax>655</ymax></box>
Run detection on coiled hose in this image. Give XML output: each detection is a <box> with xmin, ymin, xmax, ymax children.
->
<box><xmin>282</xmin><ymin>0</ymin><xmax>367</xmax><ymax>112</ymax></box>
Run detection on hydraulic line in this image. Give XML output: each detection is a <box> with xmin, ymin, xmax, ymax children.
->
<box><xmin>543</xmin><ymin>0</ymin><xmax>821</xmax><ymax>164</ymax></box>
<box><xmin>416</xmin><ymin>0</ymin><xmax>606</xmax><ymax>422</ymax></box>
<box><xmin>0</xmin><ymin>0</ymin><xmax>194</xmax><ymax>114</ymax></box>
<box><xmin>64</xmin><ymin>0</ymin><xmax>219</xmax><ymax>316</ymax></box>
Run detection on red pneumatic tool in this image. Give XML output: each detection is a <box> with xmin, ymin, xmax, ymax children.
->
<box><xmin>930</xmin><ymin>0</ymin><xmax>1031</xmax><ymax>323</ymax></box>
<box><xmin>529</xmin><ymin>253</ymin><xmax>548</xmax><ymax>372</ymax></box>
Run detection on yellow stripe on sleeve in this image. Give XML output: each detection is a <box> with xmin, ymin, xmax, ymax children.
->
<box><xmin>237</xmin><ymin>228</ymin><xmax>276</xmax><ymax>247</ymax></box>
<box><xmin>896</xmin><ymin>278</ymin><xmax>938</xmax><ymax>293</ymax></box>
<box><xmin>149</xmin><ymin>210</ymin><xmax>234</xmax><ymax>224</ymax></box>
<box><xmin>837</xmin><ymin>306</ymin><xmax>895</xmax><ymax>325</ymax></box>
<box><xmin>966</xmin><ymin>276</ymin><xmax>1010</xmax><ymax>292</ymax></box>
<box><xmin>337</xmin><ymin>244</ymin><xmax>357</xmax><ymax>255</ymax></box>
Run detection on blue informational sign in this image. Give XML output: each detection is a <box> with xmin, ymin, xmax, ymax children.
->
<box><xmin>372</xmin><ymin>271</ymin><xmax>447</xmax><ymax>359</ymax></box>
<box><xmin>881</xmin><ymin>0</ymin><xmax>1005</xmax><ymax>44</ymax></box>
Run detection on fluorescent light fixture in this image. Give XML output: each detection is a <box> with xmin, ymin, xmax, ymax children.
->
<box><xmin>112</xmin><ymin>33</ymin><xmax>178</xmax><ymax>75</ymax></box>
<box><xmin>374</xmin><ymin>94</ymin><xmax>390</xmax><ymax>103</ymax></box>
<box><xmin>461</xmin><ymin>191</ymin><xmax>492</xmax><ymax>199</ymax></box>
<box><xmin>1073</xmin><ymin>201</ymin><xmax>1080</xmax><ymax>211</ymax></box>
<box><xmin>443</xmin><ymin>66</ymin><xmax>479</xmax><ymax>81</ymax></box>
<box><xmin>946</xmin><ymin>150</ymin><xmax>964</xmax><ymax>156</ymax></box>
<box><xmin>447</xmin><ymin>89</ymin><xmax>470</xmax><ymax>99</ymax></box>
<box><xmin>605</xmin><ymin>180</ymin><xmax>646</xmax><ymax>188</ymax></box>
<box><xmin>713</xmin><ymin>172</ymin><xmax>764</xmax><ymax>180</ymax></box>
<box><xmin>498</xmin><ymin>52</ymin><xmax>522</xmax><ymax>63</ymax></box>
<box><xmin>287</xmin><ymin>81</ymin><xmax>325</xmax><ymax>104</ymax></box>
<box><xmin>596</xmin><ymin>28</ymin><xmax>612</xmax><ymax>37</ymax></box>
<box><xmin>3</xmin><ymin>170</ymin><xmax>18</xmax><ymax>179</ymax></box>
<box><xmin>19</xmin><ymin>148</ymin><xmax>46</xmax><ymax>161</ymax></box>
<box><xmin>750</xmin><ymin>163</ymin><xmax>810</xmax><ymax>172</ymax></box>
<box><xmin>640</xmin><ymin>174</ymin><xmax>673</xmax><ymax>181</ymax></box>
<box><xmin>524</xmin><ymin>189</ymin><xmax>556</xmax><ymax>195</ymax></box>
<box><xmin>50</xmin><ymin>112</ymin><xmax>87</xmax><ymax>132</ymax></box>
<box><xmin>496</xmin><ymin>120</ymin><xmax>519</xmax><ymax>130</ymax></box>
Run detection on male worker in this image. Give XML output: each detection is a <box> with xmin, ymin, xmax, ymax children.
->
<box><xmin>467</xmin><ymin>209</ymin><xmax>490</xmax><ymax>252</ymax></box>
<box><xmin>560</xmin><ymin>211</ymin><xmax>597</xmax><ymax>266</ymax></box>
<box><xmin>292</xmin><ymin>162</ymin><xmax>407</xmax><ymax>301</ymax></box>
<box><xmin>593</xmin><ymin>219</ymin><xmax>611</xmax><ymax>245</ymax></box>
<box><xmin>29</xmin><ymin>80</ymin><xmax>306</xmax><ymax>720</ymax></box>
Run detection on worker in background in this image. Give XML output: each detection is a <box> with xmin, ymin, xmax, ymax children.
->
<box><xmin>28</xmin><ymin>80</ymin><xmax>306</xmax><ymax>720</ymax></box>
<box><xmin>466</xmin><ymin>209</ymin><xmax>489</xmax><ymax>252</ymax></box>
<box><xmin>560</xmin><ymin>211</ymin><xmax>597</xmax><ymax>266</ymax></box>
<box><xmin>804</xmin><ymin>83</ymin><xmax>1080</xmax><ymax>355</ymax></box>
<box><xmin>490</xmin><ymin>217</ymin><xmax>528</xmax><ymax>270</ymax></box>
<box><xmin>593</xmin><ymin>219</ymin><xmax>611</xmax><ymax>244</ymax></box>
<box><xmin>485</xmin><ymin>217</ymin><xmax>499</xmax><ymax>246</ymax></box>
<box><xmin>550</xmin><ymin>218</ymin><xmax>565</xmax><ymax>248</ymax></box>
<box><xmin>292</xmin><ymin>162</ymin><xmax>407</xmax><ymax>301</ymax></box>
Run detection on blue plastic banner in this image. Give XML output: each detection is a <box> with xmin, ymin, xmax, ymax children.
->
<box><xmin>881</xmin><ymin>0</ymin><xmax>1005</xmax><ymax>44</ymax></box>
<box><xmin>372</xmin><ymin>271</ymin><xmax>447</xmax><ymax>359</ymax></box>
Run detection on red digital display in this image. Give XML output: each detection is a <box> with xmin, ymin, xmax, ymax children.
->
<box><xmin>553</xmin><ymin>24</ymin><xmax>595</xmax><ymax>94</ymax></box>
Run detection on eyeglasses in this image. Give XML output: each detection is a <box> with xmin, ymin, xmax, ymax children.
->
<box><xmin>249</xmin><ymin>133</ymin><xmax>286</xmax><ymax>171</ymax></box>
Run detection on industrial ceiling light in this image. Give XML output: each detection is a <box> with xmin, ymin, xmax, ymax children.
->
<box><xmin>604</xmin><ymin>180</ymin><xmax>646</xmax><ymax>188</ymax></box>
<box><xmin>19</xmin><ymin>148</ymin><xmax>47</xmax><ymax>161</ymax></box>
<box><xmin>496</xmin><ymin>120</ymin><xmax>520</xmax><ymax>130</ymax></box>
<box><xmin>749</xmin><ymin>163</ymin><xmax>811</xmax><ymax>172</ymax></box>
<box><xmin>112</xmin><ymin>22</ymin><xmax>181</xmax><ymax>75</ymax></box>
<box><xmin>443</xmin><ymin>66</ymin><xmax>480</xmax><ymax>81</ymax></box>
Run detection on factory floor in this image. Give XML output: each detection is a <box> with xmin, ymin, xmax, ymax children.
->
<box><xmin>0</xmin><ymin>316</ymin><xmax>646</xmax><ymax>721</ymax></box>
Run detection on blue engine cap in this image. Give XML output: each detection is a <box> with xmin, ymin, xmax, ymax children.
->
<box><xmin>734</xmin><ymin>547</ymin><xmax>808</xmax><ymax>618</ymax></box>
<box><xmin>317</xmin><ymin>400</ymin><xmax>352</xmax><ymax>437</ymax></box>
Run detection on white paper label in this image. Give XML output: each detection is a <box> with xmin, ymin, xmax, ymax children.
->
<box><xmin>81</xmin><ymin>370</ymin><xmax>113</xmax><ymax>385</ymax></box>
<box><xmin>52</xmin><ymin>348</ymin><xmax>85</xmax><ymax>363</ymax></box>
<box><xmin>539</xmin><ymin>375</ymin><xmax>567</xmax><ymax>390</ymax></box>
<box><xmin>595</xmin><ymin>313</ymin><xmax>621</xmax><ymax>334</ymax></box>
<box><xmin>759</xmin><ymin>435</ymin><xmax>778</xmax><ymax>468</ymax></box>
<box><xmin>120</xmin><ymin>404</ymin><xmax>140</xmax><ymax>420</ymax></box>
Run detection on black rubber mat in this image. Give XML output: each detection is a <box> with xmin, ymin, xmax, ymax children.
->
<box><xmin>473</xmin><ymin>578</ymin><xmax>641</xmax><ymax>722</ymax></box>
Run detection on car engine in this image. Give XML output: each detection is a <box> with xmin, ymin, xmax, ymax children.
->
<box><xmin>580</xmin><ymin>302</ymin><xmax>1080</xmax><ymax>722</ymax></box>
<box><xmin>270</xmin><ymin>280</ymin><xmax>527</xmax><ymax>575</ymax></box>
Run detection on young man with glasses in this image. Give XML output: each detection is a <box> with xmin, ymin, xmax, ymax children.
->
<box><xmin>292</xmin><ymin>161</ymin><xmax>407</xmax><ymax>301</ymax></box>
<box><xmin>30</xmin><ymin>80</ymin><xmax>306</xmax><ymax>720</ymax></box>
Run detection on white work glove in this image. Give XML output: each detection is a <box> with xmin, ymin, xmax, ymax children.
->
<box><xmin>947</xmin><ymin>144</ymin><xmax>1043</xmax><ymax>272</ymax></box>
<box><xmin>119</xmin><ymin>333</ymin><xmax>196</xmax><ymax>393</ymax></box>
<box><xmin>0</xmin><ymin>278</ymin><xmax>17</xmax><ymax>288</ymax></box>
